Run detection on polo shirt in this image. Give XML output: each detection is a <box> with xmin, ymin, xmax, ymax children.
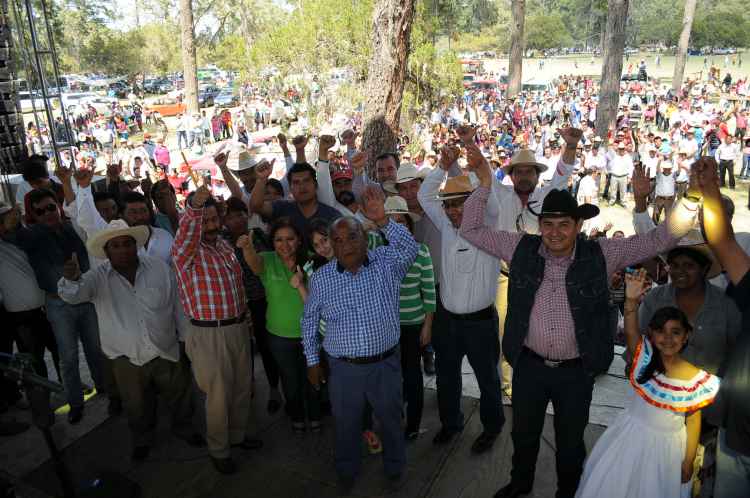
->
<box><xmin>270</xmin><ymin>200</ymin><xmax>341</xmax><ymax>242</ymax></box>
<box><xmin>259</xmin><ymin>251</ymin><xmax>304</xmax><ymax>338</ymax></box>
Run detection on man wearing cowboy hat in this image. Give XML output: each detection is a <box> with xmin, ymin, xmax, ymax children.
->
<box><xmin>607</xmin><ymin>142</ymin><xmax>634</xmax><ymax>207</ymax></box>
<box><xmin>58</xmin><ymin>220</ymin><xmax>204</xmax><ymax>461</ymax></box>
<box><xmin>460</xmin><ymin>153</ymin><xmax>698</xmax><ymax>498</ymax></box>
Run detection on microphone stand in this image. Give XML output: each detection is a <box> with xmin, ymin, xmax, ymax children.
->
<box><xmin>0</xmin><ymin>353</ymin><xmax>140</xmax><ymax>498</ymax></box>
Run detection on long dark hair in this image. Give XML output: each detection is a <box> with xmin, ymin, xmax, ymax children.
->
<box><xmin>637</xmin><ymin>306</ymin><xmax>692</xmax><ymax>384</ymax></box>
<box><xmin>268</xmin><ymin>217</ymin><xmax>308</xmax><ymax>271</ymax></box>
<box><xmin>307</xmin><ymin>218</ymin><xmax>331</xmax><ymax>271</ymax></box>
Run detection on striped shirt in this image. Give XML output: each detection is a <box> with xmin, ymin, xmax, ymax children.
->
<box><xmin>368</xmin><ymin>232</ymin><xmax>436</xmax><ymax>324</ymax></box>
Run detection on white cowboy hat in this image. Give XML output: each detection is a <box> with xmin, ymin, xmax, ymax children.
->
<box><xmin>227</xmin><ymin>144</ymin><xmax>270</xmax><ymax>171</ymax></box>
<box><xmin>383</xmin><ymin>163</ymin><xmax>422</xmax><ymax>194</ymax></box>
<box><xmin>384</xmin><ymin>195</ymin><xmax>421</xmax><ymax>223</ymax></box>
<box><xmin>505</xmin><ymin>149</ymin><xmax>548</xmax><ymax>175</ymax></box>
<box><xmin>86</xmin><ymin>219</ymin><xmax>149</xmax><ymax>260</ymax></box>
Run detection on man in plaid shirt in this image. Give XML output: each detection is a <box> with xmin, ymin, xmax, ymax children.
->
<box><xmin>173</xmin><ymin>183</ymin><xmax>261</xmax><ymax>475</ymax></box>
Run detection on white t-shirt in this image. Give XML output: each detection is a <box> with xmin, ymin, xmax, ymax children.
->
<box><xmin>654</xmin><ymin>171</ymin><xmax>676</xmax><ymax>197</ymax></box>
<box><xmin>576</xmin><ymin>175</ymin><xmax>598</xmax><ymax>205</ymax></box>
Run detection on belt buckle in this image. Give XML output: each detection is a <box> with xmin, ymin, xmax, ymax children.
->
<box><xmin>543</xmin><ymin>359</ymin><xmax>562</xmax><ymax>368</ymax></box>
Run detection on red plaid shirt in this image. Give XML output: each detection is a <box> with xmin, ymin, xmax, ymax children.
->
<box><xmin>173</xmin><ymin>205</ymin><xmax>246</xmax><ymax>321</ymax></box>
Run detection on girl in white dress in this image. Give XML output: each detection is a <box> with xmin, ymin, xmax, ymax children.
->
<box><xmin>575</xmin><ymin>269</ymin><xmax>720</xmax><ymax>498</ymax></box>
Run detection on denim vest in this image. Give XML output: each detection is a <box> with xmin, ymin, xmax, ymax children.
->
<box><xmin>504</xmin><ymin>234</ymin><xmax>613</xmax><ymax>376</ymax></box>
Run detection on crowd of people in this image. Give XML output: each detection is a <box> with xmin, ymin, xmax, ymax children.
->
<box><xmin>2</xmin><ymin>65</ymin><xmax>750</xmax><ymax>498</ymax></box>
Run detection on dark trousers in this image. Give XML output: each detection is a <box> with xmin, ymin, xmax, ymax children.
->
<box><xmin>510</xmin><ymin>350</ymin><xmax>595</xmax><ymax>498</ymax></box>
<box><xmin>432</xmin><ymin>305</ymin><xmax>504</xmax><ymax>434</ymax></box>
<box><xmin>719</xmin><ymin>159</ymin><xmax>736</xmax><ymax>189</ymax></box>
<box><xmin>400</xmin><ymin>323</ymin><xmax>424</xmax><ymax>433</ymax></box>
<box><xmin>7</xmin><ymin>307</ymin><xmax>60</xmax><ymax>380</ymax></box>
<box><xmin>111</xmin><ymin>356</ymin><xmax>194</xmax><ymax>447</ymax></box>
<box><xmin>267</xmin><ymin>333</ymin><xmax>320</xmax><ymax>423</ymax></box>
<box><xmin>328</xmin><ymin>352</ymin><xmax>405</xmax><ymax>479</ymax></box>
<box><xmin>248</xmin><ymin>298</ymin><xmax>280</xmax><ymax>389</ymax></box>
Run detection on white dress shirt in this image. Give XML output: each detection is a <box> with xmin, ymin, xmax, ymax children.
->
<box><xmin>655</xmin><ymin>171</ymin><xmax>676</xmax><ymax>197</ymax></box>
<box><xmin>0</xmin><ymin>239</ymin><xmax>45</xmax><ymax>312</ymax></box>
<box><xmin>585</xmin><ymin>151</ymin><xmax>607</xmax><ymax>172</ymax></box>
<box><xmin>609</xmin><ymin>153</ymin><xmax>634</xmax><ymax>177</ymax></box>
<box><xmin>418</xmin><ymin>168</ymin><xmax>500</xmax><ymax>314</ymax></box>
<box><xmin>58</xmin><ymin>255</ymin><xmax>186</xmax><ymax>365</ymax></box>
<box><xmin>716</xmin><ymin>142</ymin><xmax>740</xmax><ymax>161</ymax></box>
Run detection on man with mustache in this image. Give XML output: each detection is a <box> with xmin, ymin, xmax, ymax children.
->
<box><xmin>172</xmin><ymin>184</ymin><xmax>261</xmax><ymax>475</ymax></box>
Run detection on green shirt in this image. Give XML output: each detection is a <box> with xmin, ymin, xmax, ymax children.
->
<box><xmin>368</xmin><ymin>232</ymin><xmax>436</xmax><ymax>324</ymax></box>
<box><xmin>303</xmin><ymin>259</ymin><xmax>327</xmax><ymax>336</ymax></box>
<box><xmin>259</xmin><ymin>252</ymin><xmax>304</xmax><ymax>338</ymax></box>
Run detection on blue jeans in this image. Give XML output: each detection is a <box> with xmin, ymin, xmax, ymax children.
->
<box><xmin>740</xmin><ymin>153</ymin><xmax>750</xmax><ymax>177</ymax></box>
<box><xmin>45</xmin><ymin>297</ymin><xmax>104</xmax><ymax>408</ymax></box>
<box><xmin>715</xmin><ymin>428</ymin><xmax>750</xmax><ymax>498</ymax></box>
<box><xmin>177</xmin><ymin>130</ymin><xmax>188</xmax><ymax>150</ymax></box>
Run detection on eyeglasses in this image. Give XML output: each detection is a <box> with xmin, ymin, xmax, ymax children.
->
<box><xmin>34</xmin><ymin>204</ymin><xmax>58</xmax><ymax>216</ymax></box>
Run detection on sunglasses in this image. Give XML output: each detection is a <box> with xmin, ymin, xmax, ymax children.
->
<box><xmin>34</xmin><ymin>204</ymin><xmax>58</xmax><ymax>216</ymax></box>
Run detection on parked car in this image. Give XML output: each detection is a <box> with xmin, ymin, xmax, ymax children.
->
<box><xmin>80</xmin><ymin>96</ymin><xmax>118</xmax><ymax>115</ymax></box>
<box><xmin>17</xmin><ymin>90</ymin><xmax>46</xmax><ymax>113</ymax></box>
<box><xmin>107</xmin><ymin>81</ymin><xmax>130</xmax><ymax>98</ymax></box>
<box><xmin>144</xmin><ymin>97</ymin><xmax>187</xmax><ymax>117</ymax></box>
<box><xmin>198</xmin><ymin>85</ymin><xmax>220</xmax><ymax>108</ymax></box>
<box><xmin>214</xmin><ymin>89</ymin><xmax>239</xmax><ymax>107</ymax></box>
<box><xmin>143</xmin><ymin>78</ymin><xmax>173</xmax><ymax>94</ymax></box>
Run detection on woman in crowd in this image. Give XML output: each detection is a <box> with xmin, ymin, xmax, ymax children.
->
<box><xmin>576</xmin><ymin>269</ymin><xmax>720</xmax><ymax>498</ymax></box>
<box><xmin>237</xmin><ymin>217</ymin><xmax>320</xmax><ymax>433</ymax></box>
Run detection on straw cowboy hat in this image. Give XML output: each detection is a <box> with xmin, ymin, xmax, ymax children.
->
<box><xmin>436</xmin><ymin>175</ymin><xmax>475</xmax><ymax>201</ymax></box>
<box><xmin>661</xmin><ymin>230</ymin><xmax>723</xmax><ymax>279</ymax></box>
<box><xmin>384</xmin><ymin>196</ymin><xmax>421</xmax><ymax>223</ymax></box>
<box><xmin>86</xmin><ymin>219</ymin><xmax>149</xmax><ymax>260</ymax></box>
<box><xmin>505</xmin><ymin>149</ymin><xmax>548</xmax><ymax>175</ymax></box>
<box><xmin>383</xmin><ymin>163</ymin><xmax>423</xmax><ymax>193</ymax></box>
<box><xmin>227</xmin><ymin>144</ymin><xmax>272</xmax><ymax>171</ymax></box>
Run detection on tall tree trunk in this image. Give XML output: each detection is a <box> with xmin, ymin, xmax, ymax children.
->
<box><xmin>672</xmin><ymin>0</ymin><xmax>697</xmax><ymax>94</ymax></box>
<box><xmin>361</xmin><ymin>0</ymin><xmax>416</xmax><ymax>175</ymax></box>
<box><xmin>595</xmin><ymin>0</ymin><xmax>629</xmax><ymax>139</ymax></box>
<box><xmin>179</xmin><ymin>0</ymin><xmax>199</xmax><ymax>115</ymax></box>
<box><xmin>507</xmin><ymin>0</ymin><xmax>525</xmax><ymax>98</ymax></box>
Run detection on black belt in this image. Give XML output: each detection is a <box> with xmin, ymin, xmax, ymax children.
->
<box><xmin>611</xmin><ymin>174</ymin><xmax>629</xmax><ymax>178</ymax></box>
<box><xmin>337</xmin><ymin>346</ymin><xmax>397</xmax><ymax>365</ymax></box>
<box><xmin>500</xmin><ymin>269</ymin><xmax>510</xmax><ymax>277</ymax></box>
<box><xmin>523</xmin><ymin>347</ymin><xmax>582</xmax><ymax>368</ymax></box>
<box><xmin>448</xmin><ymin>306</ymin><xmax>494</xmax><ymax>321</ymax></box>
<box><xmin>190</xmin><ymin>313</ymin><xmax>246</xmax><ymax>328</ymax></box>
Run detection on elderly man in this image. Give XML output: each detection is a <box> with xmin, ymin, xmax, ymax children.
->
<box><xmin>172</xmin><ymin>185</ymin><xmax>261</xmax><ymax>475</ymax></box>
<box><xmin>459</xmin><ymin>147</ymin><xmax>696</xmax><ymax>498</ymax></box>
<box><xmin>58</xmin><ymin>220</ymin><xmax>203</xmax><ymax>461</ymax></box>
<box><xmin>302</xmin><ymin>186</ymin><xmax>418</xmax><ymax>495</ymax></box>
<box><xmin>607</xmin><ymin>142</ymin><xmax>634</xmax><ymax>207</ymax></box>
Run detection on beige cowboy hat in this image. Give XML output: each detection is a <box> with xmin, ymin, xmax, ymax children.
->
<box><xmin>505</xmin><ymin>149</ymin><xmax>548</xmax><ymax>175</ymax></box>
<box><xmin>87</xmin><ymin>219</ymin><xmax>149</xmax><ymax>260</ymax></box>
<box><xmin>384</xmin><ymin>195</ymin><xmax>421</xmax><ymax>223</ymax></box>
<box><xmin>664</xmin><ymin>241</ymin><xmax>723</xmax><ymax>280</ymax></box>
<box><xmin>383</xmin><ymin>163</ymin><xmax>422</xmax><ymax>194</ymax></box>
<box><xmin>227</xmin><ymin>144</ymin><xmax>271</xmax><ymax>171</ymax></box>
<box><xmin>436</xmin><ymin>175</ymin><xmax>475</xmax><ymax>201</ymax></box>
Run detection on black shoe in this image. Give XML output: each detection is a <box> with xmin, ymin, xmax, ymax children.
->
<box><xmin>179</xmin><ymin>433</ymin><xmax>207</xmax><ymax>448</ymax></box>
<box><xmin>0</xmin><ymin>418</ymin><xmax>30</xmax><ymax>436</ymax></box>
<box><xmin>210</xmin><ymin>456</ymin><xmax>237</xmax><ymax>475</ymax></box>
<box><xmin>471</xmin><ymin>431</ymin><xmax>500</xmax><ymax>454</ymax></box>
<box><xmin>68</xmin><ymin>406</ymin><xmax>84</xmax><ymax>425</ymax></box>
<box><xmin>493</xmin><ymin>482</ymin><xmax>532</xmax><ymax>498</ymax></box>
<box><xmin>432</xmin><ymin>427</ymin><xmax>461</xmax><ymax>445</ymax></box>
<box><xmin>231</xmin><ymin>437</ymin><xmax>263</xmax><ymax>450</ymax></box>
<box><xmin>131</xmin><ymin>446</ymin><xmax>150</xmax><ymax>461</ymax></box>
<box><xmin>108</xmin><ymin>397</ymin><xmax>123</xmax><ymax>416</ymax></box>
<box><xmin>422</xmin><ymin>351</ymin><xmax>435</xmax><ymax>375</ymax></box>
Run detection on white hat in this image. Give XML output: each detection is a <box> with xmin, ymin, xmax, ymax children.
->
<box><xmin>505</xmin><ymin>149</ymin><xmax>548</xmax><ymax>174</ymax></box>
<box><xmin>86</xmin><ymin>219</ymin><xmax>149</xmax><ymax>260</ymax></box>
<box><xmin>661</xmin><ymin>161</ymin><xmax>674</xmax><ymax>169</ymax></box>
<box><xmin>383</xmin><ymin>163</ymin><xmax>422</xmax><ymax>194</ymax></box>
<box><xmin>617</xmin><ymin>142</ymin><xmax>626</xmax><ymax>149</ymax></box>
<box><xmin>228</xmin><ymin>144</ymin><xmax>270</xmax><ymax>171</ymax></box>
<box><xmin>384</xmin><ymin>195</ymin><xmax>421</xmax><ymax>223</ymax></box>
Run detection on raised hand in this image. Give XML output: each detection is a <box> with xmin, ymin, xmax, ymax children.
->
<box><xmin>236</xmin><ymin>234</ymin><xmax>252</xmax><ymax>251</ymax></box>
<box><xmin>255</xmin><ymin>159</ymin><xmax>273</xmax><ymax>180</ymax></box>
<box><xmin>690</xmin><ymin>156</ymin><xmax>720</xmax><ymax>199</ymax></box>
<box><xmin>289</xmin><ymin>265</ymin><xmax>305</xmax><ymax>290</ymax></box>
<box><xmin>350</xmin><ymin>151</ymin><xmax>367</xmax><ymax>173</ymax></box>
<box><xmin>624</xmin><ymin>268</ymin><xmax>649</xmax><ymax>301</ymax></box>
<box><xmin>439</xmin><ymin>145</ymin><xmax>460</xmax><ymax>171</ymax></box>
<box><xmin>55</xmin><ymin>165</ymin><xmax>73</xmax><ymax>184</ymax></box>
<box><xmin>465</xmin><ymin>142</ymin><xmax>492</xmax><ymax>187</ymax></box>
<box><xmin>73</xmin><ymin>168</ymin><xmax>95</xmax><ymax>189</ymax></box>
<box><xmin>140</xmin><ymin>177</ymin><xmax>153</xmax><ymax>197</ymax></box>
<box><xmin>277</xmin><ymin>133</ymin><xmax>288</xmax><ymax>147</ymax></box>
<box><xmin>191</xmin><ymin>185</ymin><xmax>212</xmax><ymax>209</ymax></box>
<box><xmin>360</xmin><ymin>185</ymin><xmax>387</xmax><ymax>226</ymax></box>
<box><xmin>559</xmin><ymin>127</ymin><xmax>583</xmax><ymax>147</ymax></box>
<box><xmin>292</xmin><ymin>135</ymin><xmax>308</xmax><ymax>149</ymax></box>
<box><xmin>456</xmin><ymin>124</ymin><xmax>475</xmax><ymax>144</ymax></box>
<box><xmin>63</xmin><ymin>253</ymin><xmax>81</xmax><ymax>281</ymax></box>
<box><xmin>631</xmin><ymin>162</ymin><xmax>651</xmax><ymax>200</ymax></box>
<box><xmin>213</xmin><ymin>144</ymin><xmax>229</xmax><ymax>169</ymax></box>
<box><xmin>318</xmin><ymin>134</ymin><xmax>336</xmax><ymax>153</ymax></box>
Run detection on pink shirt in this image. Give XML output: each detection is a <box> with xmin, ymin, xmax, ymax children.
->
<box><xmin>154</xmin><ymin>145</ymin><xmax>171</xmax><ymax>167</ymax></box>
<box><xmin>460</xmin><ymin>186</ymin><xmax>678</xmax><ymax>360</ymax></box>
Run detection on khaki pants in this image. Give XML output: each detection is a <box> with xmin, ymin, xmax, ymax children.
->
<box><xmin>111</xmin><ymin>356</ymin><xmax>194</xmax><ymax>447</ymax></box>
<box><xmin>495</xmin><ymin>272</ymin><xmax>512</xmax><ymax>389</ymax></box>
<box><xmin>186</xmin><ymin>321</ymin><xmax>252</xmax><ymax>458</ymax></box>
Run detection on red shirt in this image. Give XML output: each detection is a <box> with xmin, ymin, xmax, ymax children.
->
<box><xmin>173</xmin><ymin>205</ymin><xmax>246</xmax><ymax>321</ymax></box>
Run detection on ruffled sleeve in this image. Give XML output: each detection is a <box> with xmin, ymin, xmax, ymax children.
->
<box><xmin>629</xmin><ymin>337</ymin><xmax>721</xmax><ymax>413</ymax></box>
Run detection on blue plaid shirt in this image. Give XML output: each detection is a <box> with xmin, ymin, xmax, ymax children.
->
<box><xmin>302</xmin><ymin>220</ymin><xmax>419</xmax><ymax>366</ymax></box>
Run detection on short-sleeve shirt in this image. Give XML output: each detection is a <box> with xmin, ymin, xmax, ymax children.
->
<box><xmin>270</xmin><ymin>200</ymin><xmax>341</xmax><ymax>242</ymax></box>
<box><xmin>258</xmin><ymin>252</ymin><xmax>304</xmax><ymax>338</ymax></box>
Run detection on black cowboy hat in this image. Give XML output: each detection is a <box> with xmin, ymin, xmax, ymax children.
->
<box><xmin>538</xmin><ymin>189</ymin><xmax>600</xmax><ymax>220</ymax></box>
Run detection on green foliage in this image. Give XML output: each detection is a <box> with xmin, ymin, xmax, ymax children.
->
<box><xmin>692</xmin><ymin>2</ymin><xmax>750</xmax><ymax>48</ymax></box>
<box><xmin>524</xmin><ymin>13</ymin><xmax>573</xmax><ymax>50</ymax></box>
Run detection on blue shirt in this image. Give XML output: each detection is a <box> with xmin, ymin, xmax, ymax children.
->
<box><xmin>301</xmin><ymin>220</ymin><xmax>419</xmax><ymax>365</ymax></box>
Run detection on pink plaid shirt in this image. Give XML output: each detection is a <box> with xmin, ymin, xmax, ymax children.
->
<box><xmin>461</xmin><ymin>186</ymin><xmax>678</xmax><ymax>360</ymax></box>
<box><xmin>173</xmin><ymin>205</ymin><xmax>246</xmax><ymax>321</ymax></box>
